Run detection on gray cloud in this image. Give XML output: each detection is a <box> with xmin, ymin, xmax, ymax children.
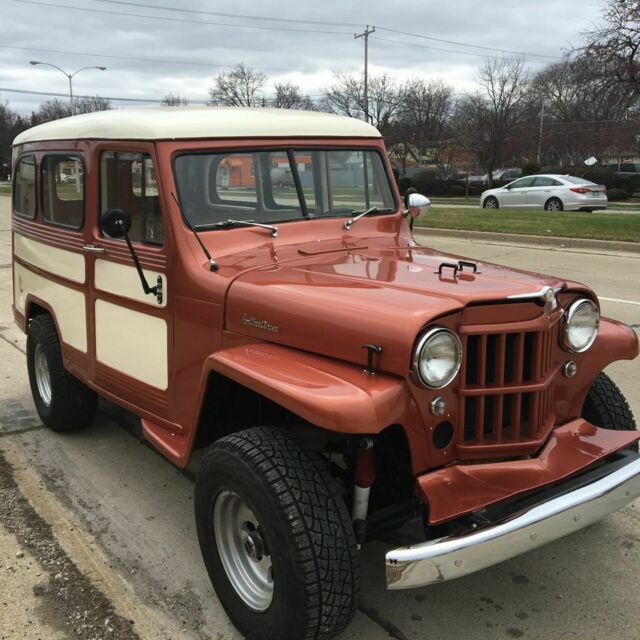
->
<box><xmin>0</xmin><ymin>0</ymin><xmax>603</xmax><ymax>114</ymax></box>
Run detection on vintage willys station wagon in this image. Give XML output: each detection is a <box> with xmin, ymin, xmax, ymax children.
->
<box><xmin>11</xmin><ymin>107</ymin><xmax>640</xmax><ymax>640</ymax></box>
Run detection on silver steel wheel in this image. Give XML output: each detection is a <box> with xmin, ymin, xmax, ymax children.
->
<box><xmin>34</xmin><ymin>343</ymin><xmax>52</xmax><ymax>407</ymax></box>
<box><xmin>546</xmin><ymin>199</ymin><xmax>562</xmax><ymax>211</ymax></box>
<box><xmin>213</xmin><ymin>490</ymin><xmax>274</xmax><ymax>611</ymax></box>
<box><xmin>484</xmin><ymin>197</ymin><xmax>498</xmax><ymax>208</ymax></box>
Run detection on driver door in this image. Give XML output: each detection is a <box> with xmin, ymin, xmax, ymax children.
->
<box><xmin>86</xmin><ymin>144</ymin><xmax>173</xmax><ymax>420</ymax></box>
<box><xmin>499</xmin><ymin>176</ymin><xmax>536</xmax><ymax>208</ymax></box>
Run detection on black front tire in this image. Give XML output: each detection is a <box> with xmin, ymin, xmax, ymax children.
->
<box><xmin>582</xmin><ymin>372</ymin><xmax>638</xmax><ymax>451</ymax></box>
<box><xmin>483</xmin><ymin>196</ymin><xmax>499</xmax><ymax>209</ymax></box>
<box><xmin>26</xmin><ymin>314</ymin><xmax>97</xmax><ymax>432</ymax></box>
<box><xmin>195</xmin><ymin>427</ymin><xmax>359</xmax><ymax>640</ymax></box>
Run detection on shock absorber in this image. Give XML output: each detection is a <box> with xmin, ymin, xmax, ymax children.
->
<box><xmin>352</xmin><ymin>438</ymin><xmax>375</xmax><ymax>544</ymax></box>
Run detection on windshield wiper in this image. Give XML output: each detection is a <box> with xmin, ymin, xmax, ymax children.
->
<box><xmin>195</xmin><ymin>219</ymin><xmax>278</xmax><ymax>237</ymax></box>
<box><xmin>171</xmin><ymin>192</ymin><xmax>218</xmax><ymax>271</ymax></box>
<box><xmin>343</xmin><ymin>207</ymin><xmax>394</xmax><ymax>230</ymax></box>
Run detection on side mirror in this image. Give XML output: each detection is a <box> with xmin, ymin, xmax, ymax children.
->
<box><xmin>99</xmin><ymin>208</ymin><xmax>163</xmax><ymax>305</ymax></box>
<box><xmin>406</xmin><ymin>192</ymin><xmax>431</xmax><ymax>219</ymax></box>
<box><xmin>101</xmin><ymin>208</ymin><xmax>131</xmax><ymax>238</ymax></box>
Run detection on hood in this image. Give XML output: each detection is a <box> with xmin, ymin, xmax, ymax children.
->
<box><xmin>225</xmin><ymin>243</ymin><xmax>568</xmax><ymax>377</ymax></box>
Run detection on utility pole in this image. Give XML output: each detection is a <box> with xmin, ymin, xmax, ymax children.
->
<box><xmin>354</xmin><ymin>25</ymin><xmax>375</xmax><ymax>123</ymax></box>
<box><xmin>536</xmin><ymin>101</ymin><xmax>545</xmax><ymax>164</ymax></box>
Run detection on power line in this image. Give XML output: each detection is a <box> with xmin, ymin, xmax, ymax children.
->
<box><xmin>374</xmin><ymin>26</ymin><xmax>562</xmax><ymax>60</ymax></box>
<box><xmin>10</xmin><ymin>0</ymin><xmax>353</xmax><ymax>35</ymax></box>
<box><xmin>93</xmin><ymin>0</ymin><xmax>563</xmax><ymax>61</ymax></box>
<box><xmin>0</xmin><ymin>44</ymin><xmax>299</xmax><ymax>73</ymax></box>
<box><xmin>372</xmin><ymin>36</ymin><xmax>556</xmax><ymax>64</ymax></box>
<box><xmin>93</xmin><ymin>0</ymin><xmax>361</xmax><ymax>28</ymax></box>
<box><xmin>11</xmin><ymin>0</ymin><xmax>565</xmax><ymax>61</ymax></box>
<box><xmin>0</xmin><ymin>86</ymin><xmax>197</xmax><ymax>103</ymax></box>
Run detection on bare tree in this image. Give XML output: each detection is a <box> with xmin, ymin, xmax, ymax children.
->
<box><xmin>161</xmin><ymin>93</ymin><xmax>190</xmax><ymax>106</ymax></box>
<box><xmin>0</xmin><ymin>98</ymin><xmax>29</xmax><ymax>179</ymax></box>
<box><xmin>322</xmin><ymin>71</ymin><xmax>405</xmax><ymax>133</ymax></box>
<box><xmin>530</xmin><ymin>56</ymin><xmax>637</xmax><ymax>164</ymax></box>
<box><xmin>272</xmin><ymin>82</ymin><xmax>314</xmax><ymax>110</ymax></box>
<box><xmin>208</xmin><ymin>63</ymin><xmax>266</xmax><ymax>107</ymax></box>
<box><xmin>74</xmin><ymin>96</ymin><xmax>112</xmax><ymax>114</ymax></box>
<box><xmin>30</xmin><ymin>96</ymin><xmax>112</xmax><ymax>125</ymax></box>
<box><xmin>391</xmin><ymin>80</ymin><xmax>455</xmax><ymax>173</ymax></box>
<box><xmin>578</xmin><ymin>0</ymin><xmax>640</xmax><ymax>93</ymax></box>
<box><xmin>455</xmin><ymin>58</ymin><xmax>529</xmax><ymax>184</ymax></box>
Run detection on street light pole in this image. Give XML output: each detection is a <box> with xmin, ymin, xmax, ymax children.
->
<box><xmin>354</xmin><ymin>25</ymin><xmax>375</xmax><ymax>124</ymax></box>
<box><xmin>29</xmin><ymin>61</ymin><xmax>106</xmax><ymax>115</ymax></box>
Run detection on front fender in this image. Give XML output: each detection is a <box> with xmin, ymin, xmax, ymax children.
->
<box><xmin>205</xmin><ymin>343</ymin><xmax>412</xmax><ymax>433</ymax></box>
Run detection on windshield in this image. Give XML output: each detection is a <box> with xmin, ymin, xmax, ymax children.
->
<box><xmin>173</xmin><ymin>148</ymin><xmax>396</xmax><ymax>228</ymax></box>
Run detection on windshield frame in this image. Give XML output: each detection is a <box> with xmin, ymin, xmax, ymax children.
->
<box><xmin>171</xmin><ymin>144</ymin><xmax>400</xmax><ymax>232</ymax></box>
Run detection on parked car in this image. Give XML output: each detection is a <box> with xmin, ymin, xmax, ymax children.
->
<box><xmin>481</xmin><ymin>167</ymin><xmax>522</xmax><ymax>187</ymax></box>
<box><xmin>603</xmin><ymin>161</ymin><xmax>640</xmax><ymax>177</ymax></box>
<box><xmin>481</xmin><ymin>174</ymin><xmax>608</xmax><ymax>211</ymax></box>
<box><xmin>12</xmin><ymin>108</ymin><xmax>639</xmax><ymax>640</ymax></box>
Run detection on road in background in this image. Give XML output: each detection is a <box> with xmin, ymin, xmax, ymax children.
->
<box><xmin>1</xmin><ymin>195</ymin><xmax>639</xmax><ymax>640</ymax></box>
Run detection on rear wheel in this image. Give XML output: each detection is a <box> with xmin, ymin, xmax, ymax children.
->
<box><xmin>195</xmin><ymin>427</ymin><xmax>359</xmax><ymax>640</ymax></box>
<box><xmin>582</xmin><ymin>372</ymin><xmax>638</xmax><ymax>452</ymax></box>
<box><xmin>483</xmin><ymin>196</ymin><xmax>499</xmax><ymax>209</ymax></box>
<box><xmin>26</xmin><ymin>314</ymin><xmax>97</xmax><ymax>432</ymax></box>
<box><xmin>544</xmin><ymin>197</ymin><xmax>563</xmax><ymax>212</ymax></box>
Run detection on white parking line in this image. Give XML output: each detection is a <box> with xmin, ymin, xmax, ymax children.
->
<box><xmin>599</xmin><ymin>296</ymin><xmax>640</xmax><ymax>306</ymax></box>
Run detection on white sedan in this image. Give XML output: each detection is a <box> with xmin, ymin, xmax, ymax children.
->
<box><xmin>481</xmin><ymin>174</ymin><xmax>608</xmax><ymax>211</ymax></box>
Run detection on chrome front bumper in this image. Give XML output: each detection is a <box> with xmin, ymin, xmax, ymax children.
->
<box><xmin>385</xmin><ymin>456</ymin><xmax>640</xmax><ymax>589</ymax></box>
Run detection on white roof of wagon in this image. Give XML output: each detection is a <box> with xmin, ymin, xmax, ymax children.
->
<box><xmin>13</xmin><ymin>106</ymin><xmax>382</xmax><ymax>144</ymax></box>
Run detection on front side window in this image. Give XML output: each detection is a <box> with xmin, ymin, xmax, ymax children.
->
<box><xmin>173</xmin><ymin>148</ymin><xmax>396</xmax><ymax>229</ymax></box>
<box><xmin>13</xmin><ymin>154</ymin><xmax>36</xmax><ymax>218</ymax></box>
<box><xmin>41</xmin><ymin>155</ymin><xmax>85</xmax><ymax>229</ymax></box>
<box><xmin>100</xmin><ymin>151</ymin><xmax>164</xmax><ymax>244</ymax></box>
<box><xmin>509</xmin><ymin>177</ymin><xmax>535</xmax><ymax>189</ymax></box>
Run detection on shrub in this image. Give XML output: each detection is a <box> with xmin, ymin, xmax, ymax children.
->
<box><xmin>449</xmin><ymin>185</ymin><xmax>466</xmax><ymax>197</ymax></box>
<box><xmin>606</xmin><ymin>188</ymin><xmax>629</xmax><ymax>201</ymax></box>
<box><xmin>521</xmin><ymin>160</ymin><xmax>540</xmax><ymax>176</ymax></box>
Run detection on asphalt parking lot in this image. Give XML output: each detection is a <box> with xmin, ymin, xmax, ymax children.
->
<box><xmin>1</xmin><ymin>193</ymin><xmax>639</xmax><ymax>640</ymax></box>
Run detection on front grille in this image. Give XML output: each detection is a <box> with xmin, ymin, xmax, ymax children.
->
<box><xmin>458</xmin><ymin>318</ymin><xmax>559</xmax><ymax>450</ymax></box>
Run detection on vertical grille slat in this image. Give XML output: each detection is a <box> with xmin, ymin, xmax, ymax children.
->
<box><xmin>475</xmin><ymin>396</ymin><xmax>485</xmax><ymax>442</ymax></box>
<box><xmin>461</xmin><ymin>314</ymin><xmax>559</xmax><ymax>450</ymax></box>
<box><xmin>477</xmin><ymin>335</ymin><xmax>487</xmax><ymax>387</ymax></box>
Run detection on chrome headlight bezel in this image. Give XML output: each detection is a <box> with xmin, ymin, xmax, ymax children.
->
<box><xmin>562</xmin><ymin>298</ymin><xmax>600</xmax><ymax>353</ymax></box>
<box><xmin>412</xmin><ymin>327</ymin><xmax>463</xmax><ymax>389</ymax></box>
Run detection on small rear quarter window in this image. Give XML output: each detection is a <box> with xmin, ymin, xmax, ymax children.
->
<box><xmin>13</xmin><ymin>154</ymin><xmax>37</xmax><ymax>218</ymax></box>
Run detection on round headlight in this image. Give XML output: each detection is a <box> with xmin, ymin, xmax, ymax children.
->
<box><xmin>413</xmin><ymin>328</ymin><xmax>462</xmax><ymax>389</ymax></box>
<box><xmin>563</xmin><ymin>299</ymin><xmax>599</xmax><ymax>352</ymax></box>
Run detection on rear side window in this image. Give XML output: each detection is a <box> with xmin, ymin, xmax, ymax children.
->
<box><xmin>100</xmin><ymin>151</ymin><xmax>164</xmax><ymax>245</ymax></box>
<box><xmin>533</xmin><ymin>176</ymin><xmax>562</xmax><ymax>187</ymax></box>
<box><xmin>41</xmin><ymin>155</ymin><xmax>85</xmax><ymax>229</ymax></box>
<box><xmin>13</xmin><ymin>154</ymin><xmax>37</xmax><ymax>218</ymax></box>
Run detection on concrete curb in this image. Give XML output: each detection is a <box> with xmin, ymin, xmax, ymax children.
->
<box><xmin>413</xmin><ymin>227</ymin><xmax>640</xmax><ymax>254</ymax></box>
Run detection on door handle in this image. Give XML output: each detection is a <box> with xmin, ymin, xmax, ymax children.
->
<box><xmin>82</xmin><ymin>244</ymin><xmax>105</xmax><ymax>254</ymax></box>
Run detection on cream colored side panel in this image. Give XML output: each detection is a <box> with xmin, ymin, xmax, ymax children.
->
<box><xmin>94</xmin><ymin>259</ymin><xmax>166</xmax><ymax>307</ymax></box>
<box><xmin>95</xmin><ymin>300</ymin><xmax>168</xmax><ymax>390</ymax></box>
<box><xmin>14</xmin><ymin>233</ymin><xmax>85</xmax><ymax>284</ymax></box>
<box><xmin>13</xmin><ymin>264</ymin><xmax>87</xmax><ymax>352</ymax></box>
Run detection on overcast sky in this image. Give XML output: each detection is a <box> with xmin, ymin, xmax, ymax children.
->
<box><xmin>1</xmin><ymin>0</ymin><xmax>605</xmax><ymax>115</ymax></box>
